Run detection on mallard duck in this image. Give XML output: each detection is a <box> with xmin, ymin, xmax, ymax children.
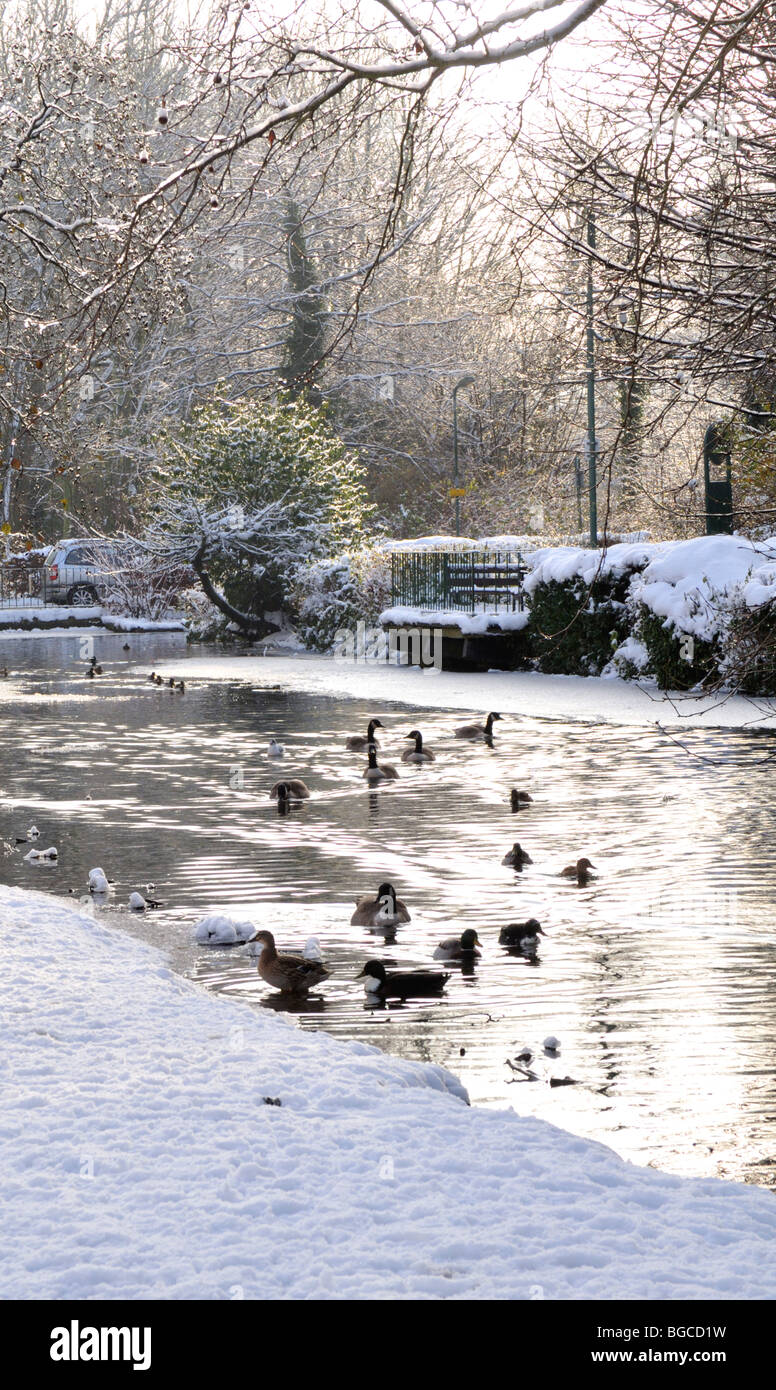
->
<box><xmin>560</xmin><ymin>857</ymin><xmax>597</xmax><ymax>885</ymax></box>
<box><xmin>362</xmin><ymin>742</ymin><xmax>399</xmax><ymax>782</ymax></box>
<box><xmin>267</xmin><ymin>738</ymin><xmax>285</xmax><ymax>758</ymax></box>
<box><xmin>269</xmin><ymin>779</ymin><xmax>310</xmax><ymax>802</ymax></box>
<box><xmin>510</xmin><ymin>788</ymin><xmax>533</xmax><ymax>810</ymax></box>
<box><xmin>249</xmin><ymin>929</ymin><xmax>330</xmax><ymax>994</ymax></box>
<box><xmin>499</xmin><ymin>919</ymin><xmax>544</xmax><ymax>947</ymax></box>
<box><xmin>454</xmin><ymin>711</ymin><xmax>502</xmax><ymax>740</ymax></box>
<box><xmin>502</xmin><ymin>842</ymin><xmax>533</xmax><ymax>868</ymax></box>
<box><xmin>351</xmin><ymin>882</ymin><xmax>411</xmax><ymax>928</ymax></box>
<box><xmin>346</xmin><ymin>718</ymin><xmax>383</xmax><ymax>752</ymax></box>
<box><xmin>357</xmin><ymin>959</ymin><xmax>450</xmax><ymax>1000</ymax></box>
<box><xmin>433</xmin><ymin>928</ymin><xmax>481</xmax><ymax>960</ymax></box>
<box><xmin>154</xmin><ymin>674</ymin><xmax>163</xmax><ymax>686</ymax></box>
<box><xmin>401</xmin><ymin>729</ymin><xmax>436</xmax><ymax>763</ymax></box>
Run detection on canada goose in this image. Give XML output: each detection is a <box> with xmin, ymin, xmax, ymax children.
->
<box><xmin>129</xmin><ymin>891</ymin><xmax>163</xmax><ymax>911</ymax></box>
<box><xmin>401</xmin><ymin>730</ymin><xmax>436</xmax><ymax>763</ymax></box>
<box><xmin>351</xmin><ymin>882</ymin><xmax>411</xmax><ymax>928</ymax></box>
<box><xmin>86</xmin><ymin>667</ymin><xmax>95</xmax><ymax>678</ymax></box>
<box><xmin>357</xmin><ymin>959</ymin><xmax>450</xmax><ymax>1000</ymax></box>
<box><xmin>269</xmin><ymin>779</ymin><xmax>310</xmax><ymax>802</ymax></box>
<box><xmin>433</xmin><ymin>928</ymin><xmax>481</xmax><ymax>960</ymax></box>
<box><xmin>362</xmin><ymin>742</ymin><xmax>399</xmax><ymax>783</ymax></box>
<box><xmin>502</xmin><ymin>842</ymin><xmax>533</xmax><ymax>868</ymax></box>
<box><xmin>510</xmin><ymin>788</ymin><xmax>533</xmax><ymax>810</ymax></box>
<box><xmin>249</xmin><ymin>929</ymin><xmax>330</xmax><ymax>994</ymax></box>
<box><xmin>454</xmin><ymin>711</ymin><xmax>502</xmax><ymax>740</ymax></box>
<box><xmin>268</xmin><ymin>738</ymin><xmax>285</xmax><ymax>758</ymax></box>
<box><xmin>560</xmin><ymin>857</ymin><xmax>597</xmax><ymax>885</ymax></box>
<box><xmin>498</xmin><ymin>919</ymin><xmax>544</xmax><ymax>947</ymax></box>
<box><xmin>346</xmin><ymin>718</ymin><xmax>383</xmax><ymax>752</ymax></box>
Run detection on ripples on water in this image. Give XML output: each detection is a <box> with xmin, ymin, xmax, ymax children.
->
<box><xmin>2</xmin><ymin>632</ymin><xmax>776</xmax><ymax>1189</ymax></box>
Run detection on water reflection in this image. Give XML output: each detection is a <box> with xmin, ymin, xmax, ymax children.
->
<box><xmin>1</xmin><ymin>632</ymin><xmax>776</xmax><ymax>1189</ymax></box>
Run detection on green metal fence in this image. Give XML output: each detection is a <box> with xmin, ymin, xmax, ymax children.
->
<box><xmin>390</xmin><ymin>550</ymin><xmax>527</xmax><ymax>614</ymax></box>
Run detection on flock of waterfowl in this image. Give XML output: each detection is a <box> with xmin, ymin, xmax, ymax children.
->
<box><xmin>240</xmin><ymin>710</ymin><xmax>599</xmax><ymax>1003</ymax></box>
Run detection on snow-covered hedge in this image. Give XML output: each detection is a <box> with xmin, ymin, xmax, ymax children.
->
<box><xmin>289</xmin><ymin>546</ymin><xmax>391</xmax><ymax>652</ymax></box>
<box><xmin>376</xmin><ymin>533</ymin><xmax>776</xmax><ymax>692</ymax></box>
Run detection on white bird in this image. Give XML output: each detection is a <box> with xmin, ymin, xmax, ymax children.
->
<box><xmin>543</xmin><ymin>1036</ymin><xmax>560</xmax><ymax>1053</ymax></box>
<box><xmin>24</xmin><ymin>846</ymin><xmax>57</xmax><ymax>862</ymax></box>
<box><xmin>267</xmin><ymin>738</ymin><xmax>285</xmax><ymax>758</ymax></box>
<box><xmin>88</xmin><ymin>867</ymin><xmax>110</xmax><ymax>894</ymax></box>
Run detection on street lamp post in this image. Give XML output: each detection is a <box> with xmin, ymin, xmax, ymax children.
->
<box><xmin>451</xmin><ymin>374</ymin><xmax>475</xmax><ymax>537</ymax></box>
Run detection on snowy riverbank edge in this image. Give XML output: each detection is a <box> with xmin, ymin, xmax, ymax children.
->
<box><xmin>160</xmin><ymin>651</ymin><xmax>776</xmax><ymax>730</ymax></box>
<box><xmin>4</xmin><ymin>883</ymin><xmax>776</xmax><ymax>1300</ymax></box>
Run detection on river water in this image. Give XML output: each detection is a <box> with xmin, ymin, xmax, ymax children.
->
<box><xmin>2</xmin><ymin>630</ymin><xmax>775</xmax><ymax>1189</ymax></box>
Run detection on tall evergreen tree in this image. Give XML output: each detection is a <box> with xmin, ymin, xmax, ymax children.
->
<box><xmin>280</xmin><ymin>200</ymin><xmax>327</xmax><ymax>405</ymax></box>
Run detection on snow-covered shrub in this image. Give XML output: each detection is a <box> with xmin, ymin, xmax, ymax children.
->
<box><xmin>603</xmin><ymin>634</ymin><xmax>651</xmax><ymax>681</ymax></box>
<box><xmin>720</xmin><ymin>598</ymin><xmax>776</xmax><ymax>695</ymax></box>
<box><xmin>101</xmin><ymin>550</ymin><xmax>192</xmax><ymax>620</ymax></box>
<box><xmin>635</xmin><ymin>606</ymin><xmax>721</xmax><ymax>690</ymax></box>
<box><xmin>290</xmin><ymin>546</ymin><xmax>391</xmax><ymax>652</ymax></box>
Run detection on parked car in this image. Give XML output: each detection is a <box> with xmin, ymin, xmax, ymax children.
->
<box><xmin>41</xmin><ymin>538</ymin><xmax>139</xmax><ymax>606</ymax></box>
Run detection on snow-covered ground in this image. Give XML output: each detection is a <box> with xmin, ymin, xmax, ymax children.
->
<box><xmin>4</xmin><ymin>883</ymin><xmax>776</xmax><ymax>1300</ymax></box>
<box><xmin>161</xmin><ymin>651</ymin><xmax>776</xmax><ymax>729</ymax></box>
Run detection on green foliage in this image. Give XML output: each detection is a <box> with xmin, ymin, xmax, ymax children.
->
<box><xmin>527</xmin><ymin>573</ymin><xmax>631</xmax><ymax>675</ymax></box>
<box><xmin>289</xmin><ymin>547</ymin><xmax>391</xmax><ymax>652</ymax></box>
<box><xmin>280</xmin><ymin>199</ymin><xmax>328</xmax><ymax>403</ymax></box>
<box><xmin>153</xmin><ymin>391</ymin><xmax>374</xmax><ymax>615</ymax></box>
<box><xmin>723</xmin><ymin>600</ymin><xmax>776</xmax><ymax>695</ymax></box>
<box><xmin>636</xmin><ymin>607</ymin><xmax>720</xmax><ymax>690</ymax></box>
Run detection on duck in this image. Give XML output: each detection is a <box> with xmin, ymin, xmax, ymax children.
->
<box><xmin>269</xmin><ymin>779</ymin><xmax>310</xmax><ymax>803</ymax></box>
<box><xmin>502</xmin><ymin>842</ymin><xmax>533</xmax><ymax>868</ymax></box>
<box><xmin>401</xmin><ymin>729</ymin><xmax>436</xmax><ymax>763</ymax></box>
<box><xmin>88</xmin><ymin>867</ymin><xmax>111</xmax><ymax>894</ymax></box>
<box><xmin>357</xmin><ymin>959</ymin><xmax>450</xmax><ymax>1000</ymax></box>
<box><xmin>560</xmin><ymin>857</ymin><xmax>597</xmax><ymax>885</ymax></box>
<box><xmin>433</xmin><ymin>928</ymin><xmax>481</xmax><ymax>960</ymax></box>
<box><xmin>362</xmin><ymin>742</ymin><xmax>399</xmax><ymax>783</ymax></box>
<box><xmin>168</xmin><ymin>677</ymin><xmax>176</xmax><ymax>689</ymax></box>
<box><xmin>154</xmin><ymin>674</ymin><xmax>163</xmax><ymax>686</ymax></box>
<box><xmin>122</xmin><ymin>643</ymin><xmax>131</xmax><ymax>651</ymax></box>
<box><xmin>267</xmin><ymin>738</ymin><xmax>285</xmax><ymax>758</ymax></box>
<box><xmin>351</xmin><ymin>882</ymin><xmax>411</xmax><ymax>928</ymax></box>
<box><xmin>498</xmin><ymin>919</ymin><xmax>544</xmax><ymax>947</ymax></box>
<box><xmin>0</xmin><ymin>667</ymin><xmax>9</xmax><ymax>677</ymax></box>
<box><xmin>345</xmin><ymin>718</ymin><xmax>383</xmax><ymax>752</ymax></box>
<box><xmin>176</xmin><ymin>680</ymin><xmax>185</xmax><ymax>693</ymax></box>
<box><xmin>510</xmin><ymin>788</ymin><xmax>533</xmax><ymax>810</ymax></box>
<box><xmin>249</xmin><ymin>929</ymin><xmax>330</xmax><ymax>994</ymax></box>
<box><xmin>24</xmin><ymin>845</ymin><xmax>57</xmax><ymax>862</ymax></box>
<box><xmin>454</xmin><ymin>711</ymin><xmax>502</xmax><ymax>740</ymax></box>
<box><xmin>129</xmin><ymin>891</ymin><xmax>163</xmax><ymax>911</ymax></box>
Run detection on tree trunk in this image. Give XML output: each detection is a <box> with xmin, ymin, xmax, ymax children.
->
<box><xmin>192</xmin><ymin>543</ymin><xmax>280</xmax><ymax>639</ymax></box>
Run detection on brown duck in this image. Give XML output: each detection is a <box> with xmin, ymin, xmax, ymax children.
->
<box><xmin>249</xmin><ymin>929</ymin><xmax>330</xmax><ymax>994</ymax></box>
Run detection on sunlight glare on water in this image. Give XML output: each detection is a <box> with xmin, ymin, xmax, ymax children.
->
<box><xmin>2</xmin><ymin>632</ymin><xmax>776</xmax><ymax>1190</ymax></box>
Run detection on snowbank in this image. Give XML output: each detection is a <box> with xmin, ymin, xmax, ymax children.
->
<box><xmin>5</xmin><ymin>883</ymin><xmax>776</xmax><ymax>1299</ymax></box>
<box><xmin>380</xmin><ymin>606</ymin><xmax>529</xmax><ymax>634</ymax></box>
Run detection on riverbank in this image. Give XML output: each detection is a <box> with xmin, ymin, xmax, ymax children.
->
<box><xmin>3</xmin><ymin>882</ymin><xmax>776</xmax><ymax>1299</ymax></box>
<box><xmin>158</xmin><ymin>650</ymin><xmax>776</xmax><ymax>729</ymax></box>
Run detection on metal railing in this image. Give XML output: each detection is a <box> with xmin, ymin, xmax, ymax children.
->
<box><xmin>0</xmin><ymin>563</ymin><xmax>105</xmax><ymax>610</ymax></box>
<box><xmin>390</xmin><ymin>550</ymin><xmax>527</xmax><ymax>614</ymax></box>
